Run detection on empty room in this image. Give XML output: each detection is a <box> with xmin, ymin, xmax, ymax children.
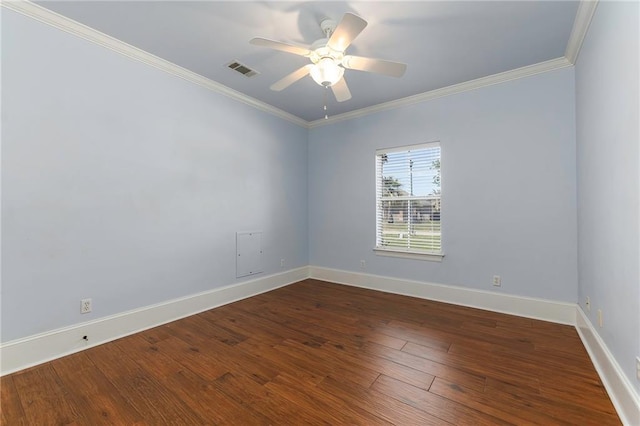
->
<box><xmin>1</xmin><ymin>0</ymin><xmax>639</xmax><ymax>424</ymax></box>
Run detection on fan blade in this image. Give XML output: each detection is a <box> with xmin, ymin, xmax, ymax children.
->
<box><xmin>342</xmin><ymin>55</ymin><xmax>407</xmax><ymax>77</ymax></box>
<box><xmin>327</xmin><ymin>13</ymin><xmax>367</xmax><ymax>52</ymax></box>
<box><xmin>331</xmin><ymin>77</ymin><xmax>352</xmax><ymax>102</ymax></box>
<box><xmin>250</xmin><ymin>37</ymin><xmax>311</xmax><ymax>57</ymax></box>
<box><xmin>270</xmin><ymin>64</ymin><xmax>313</xmax><ymax>91</ymax></box>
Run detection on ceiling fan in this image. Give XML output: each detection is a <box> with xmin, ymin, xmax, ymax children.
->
<box><xmin>250</xmin><ymin>13</ymin><xmax>407</xmax><ymax>102</ymax></box>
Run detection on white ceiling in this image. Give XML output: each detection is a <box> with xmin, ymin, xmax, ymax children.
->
<box><xmin>33</xmin><ymin>1</ymin><xmax>580</xmax><ymax>123</ymax></box>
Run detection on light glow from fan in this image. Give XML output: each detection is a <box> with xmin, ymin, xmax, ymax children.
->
<box><xmin>310</xmin><ymin>58</ymin><xmax>344</xmax><ymax>87</ymax></box>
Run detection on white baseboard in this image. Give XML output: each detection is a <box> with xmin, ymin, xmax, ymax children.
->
<box><xmin>3</xmin><ymin>264</ymin><xmax>637</xmax><ymax>425</ymax></box>
<box><xmin>575</xmin><ymin>306</ymin><xmax>640</xmax><ymax>426</ymax></box>
<box><xmin>308</xmin><ymin>266</ymin><xmax>577</xmax><ymax>325</ymax></box>
<box><xmin>0</xmin><ymin>267</ymin><xmax>309</xmax><ymax>376</ymax></box>
<box><xmin>307</xmin><ymin>266</ymin><xmax>638</xmax><ymax>424</ymax></box>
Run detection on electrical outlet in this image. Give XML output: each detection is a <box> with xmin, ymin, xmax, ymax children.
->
<box><xmin>585</xmin><ymin>296</ymin><xmax>591</xmax><ymax>311</ymax></box>
<box><xmin>280</xmin><ymin>258</ymin><xmax>285</xmax><ymax>268</ymax></box>
<box><xmin>80</xmin><ymin>298</ymin><xmax>92</xmax><ymax>314</ymax></box>
<box><xmin>360</xmin><ymin>260</ymin><xmax>366</xmax><ymax>268</ymax></box>
<box><xmin>492</xmin><ymin>275</ymin><xmax>501</xmax><ymax>287</ymax></box>
<box><xmin>597</xmin><ymin>309</ymin><xmax>603</xmax><ymax>327</ymax></box>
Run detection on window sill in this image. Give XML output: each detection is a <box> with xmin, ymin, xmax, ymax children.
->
<box><xmin>373</xmin><ymin>247</ymin><xmax>444</xmax><ymax>262</ymax></box>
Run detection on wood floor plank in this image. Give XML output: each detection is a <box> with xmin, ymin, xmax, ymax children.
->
<box><xmin>364</xmin><ymin>331</ymin><xmax>408</xmax><ymax>350</ymax></box>
<box><xmin>484</xmin><ymin>375</ymin><xmax>541</xmax><ymax>396</ymax></box>
<box><xmin>86</xmin><ymin>342</ymin><xmax>208</xmax><ymax>424</ymax></box>
<box><xmin>51</xmin><ymin>351</ymin><xmax>144</xmax><ymax>424</ymax></box>
<box><xmin>361</xmin><ymin>341</ymin><xmax>488</xmax><ymax>392</ymax></box>
<box><xmin>360</xmin><ymin>318</ymin><xmax>453</xmax><ymax>352</ymax></box>
<box><xmin>429</xmin><ymin>377</ymin><xmax>569</xmax><ymax>425</ymax></box>
<box><xmin>112</xmin><ymin>334</ymin><xmax>184</xmax><ymax>379</ymax></box>
<box><xmin>483</xmin><ymin>377</ymin><xmax>621</xmax><ymax>425</ymax></box>
<box><xmin>211</xmin><ymin>371</ymin><xmax>325</xmax><ymax>425</ymax></box>
<box><xmin>274</xmin><ymin>338</ymin><xmax>381</xmax><ymax>388</ymax></box>
<box><xmin>317</xmin><ymin>375</ymin><xmax>446</xmax><ymax>425</ymax></box>
<box><xmin>2</xmin><ymin>279</ymin><xmax>621</xmax><ymax>424</ymax></box>
<box><xmin>202</xmin><ymin>306</ymin><xmax>326</xmax><ymax>349</ymax></box>
<box><xmin>245</xmin><ymin>301</ymin><xmax>367</xmax><ymax>343</ymax></box>
<box><xmin>449</xmin><ymin>334</ymin><xmax>595</xmax><ymax>372</ymax></box>
<box><xmin>403</xmin><ymin>340</ymin><xmax>546</xmax><ymax>390</ymax></box>
<box><xmin>264</xmin><ymin>373</ymin><xmax>391</xmax><ymax>425</ymax></box>
<box><xmin>11</xmin><ymin>364</ymin><xmax>83</xmax><ymax>425</ymax></box>
<box><xmin>537</xmin><ymin>375</ymin><xmax>618</xmax><ymax>416</ymax></box>
<box><xmin>138</xmin><ymin>323</ymin><xmax>174</xmax><ymax>344</ymax></box>
<box><xmin>0</xmin><ymin>375</ymin><xmax>28</xmax><ymax>425</ymax></box>
<box><xmin>236</xmin><ymin>339</ymin><xmax>327</xmax><ymax>385</ymax></box>
<box><xmin>319</xmin><ymin>339</ymin><xmax>436</xmax><ymax>391</ymax></box>
<box><xmin>202</xmin><ymin>307</ymin><xmax>299</xmax><ymax>347</ymax></box>
<box><xmin>249</xmin><ymin>305</ymin><xmax>368</xmax><ymax>351</ymax></box>
<box><xmin>162</xmin><ymin>367</ymin><xmax>272</xmax><ymax>424</ymax></box>
<box><xmin>143</xmin><ymin>333</ymin><xmax>229</xmax><ymax>381</ymax></box>
<box><xmin>194</xmin><ymin>313</ymin><xmax>249</xmax><ymax>346</ymax></box>
<box><xmin>169</xmin><ymin>315</ymin><xmax>279</xmax><ymax>384</ymax></box>
<box><xmin>371</xmin><ymin>374</ymin><xmax>511</xmax><ymax>425</ymax></box>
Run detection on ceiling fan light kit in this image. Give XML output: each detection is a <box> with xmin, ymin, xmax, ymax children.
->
<box><xmin>310</xmin><ymin>57</ymin><xmax>344</xmax><ymax>87</ymax></box>
<box><xmin>250</xmin><ymin>12</ymin><xmax>407</xmax><ymax>103</ymax></box>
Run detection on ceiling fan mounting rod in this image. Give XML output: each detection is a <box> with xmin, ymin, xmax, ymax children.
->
<box><xmin>320</xmin><ymin>18</ymin><xmax>337</xmax><ymax>38</ymax></box>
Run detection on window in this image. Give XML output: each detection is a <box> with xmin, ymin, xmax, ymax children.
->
<box><xmin>375</xmin><ymin>142</ymin><xmax>442</xmax><ymax>260</ymax></box>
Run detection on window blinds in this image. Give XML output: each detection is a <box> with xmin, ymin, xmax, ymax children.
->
<box><xmin>375</xmin><ymin>142</ymin><xmax>442</xmax><ymax>254</ymax></box>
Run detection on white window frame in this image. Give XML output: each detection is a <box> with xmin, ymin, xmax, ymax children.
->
<box><xmin>374</xmin><ymin>142</ymin><xmax>444</xmax><ymax>262</ymax></box>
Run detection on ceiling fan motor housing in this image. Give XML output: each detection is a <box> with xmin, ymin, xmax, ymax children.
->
<box><xmin>251</xmin><ymin>12</ymin><xmax>403</xmax><ymax>101</ymax></box>
<box><xmin>309</xmin><ymin>36</ymin><xmax>345</xmax><ymax>87</ymax></box>
<box><xmin>310</xmin><ymin>39</ymin><xmax>343</xmax><ymax>62</ymax></box>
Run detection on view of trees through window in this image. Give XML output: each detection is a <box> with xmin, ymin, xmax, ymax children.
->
<box><xmin>376</xmin><ymin>144</ymin><xmax>441</xmax><ymax>253</ymax></box>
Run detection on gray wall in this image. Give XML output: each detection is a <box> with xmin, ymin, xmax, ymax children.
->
<box><xmin>575</xmin><ymin>1</ymin><xmax>640</xmax><ymax>393</ymax></box>
<box><xmin>1</xmin><ymin>10</ymin><xmax>308</xmax><ymax>342</ymax></box>
<box><xmin>308</xmin><ymin>68</ymin><xmax>578</xmax><ymax>302</ymax></box>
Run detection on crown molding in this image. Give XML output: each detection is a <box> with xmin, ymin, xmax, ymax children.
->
<box><xmin>565</xmin><ymin>0</ymin><xmax>599</xmax><ymax>64</ymax></box>
<box><xmin>308</xmin><ymin>56</ymin><xmax>572</xmax><ymax>128</ymax></box>
<box><xmin>1</xmin><ymin>0</ymin><xmax>308</xmax><ymax>128</ymax></box>
<box><xmin>4</xmin><ymin>0</ymin><xmax>586</xmax><ymax>130</ymax></box>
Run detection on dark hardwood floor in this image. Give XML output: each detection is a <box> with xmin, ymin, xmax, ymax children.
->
<box><xmin>1</xmin><ymin>279</ymin><xmax>621</xmax><ymax>425</ymax></box>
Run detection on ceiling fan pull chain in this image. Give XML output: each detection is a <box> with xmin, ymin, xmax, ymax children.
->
<box><xmin>323</xmin><ymin>86</ymin><xmax>329</xmax><ymax>119</ymax></box>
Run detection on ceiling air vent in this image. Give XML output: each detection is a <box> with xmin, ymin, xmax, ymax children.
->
<box><xmin>227</xmin><ymin>60</ymin><xmax>258</xmax><ymax>77</ymax></box>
